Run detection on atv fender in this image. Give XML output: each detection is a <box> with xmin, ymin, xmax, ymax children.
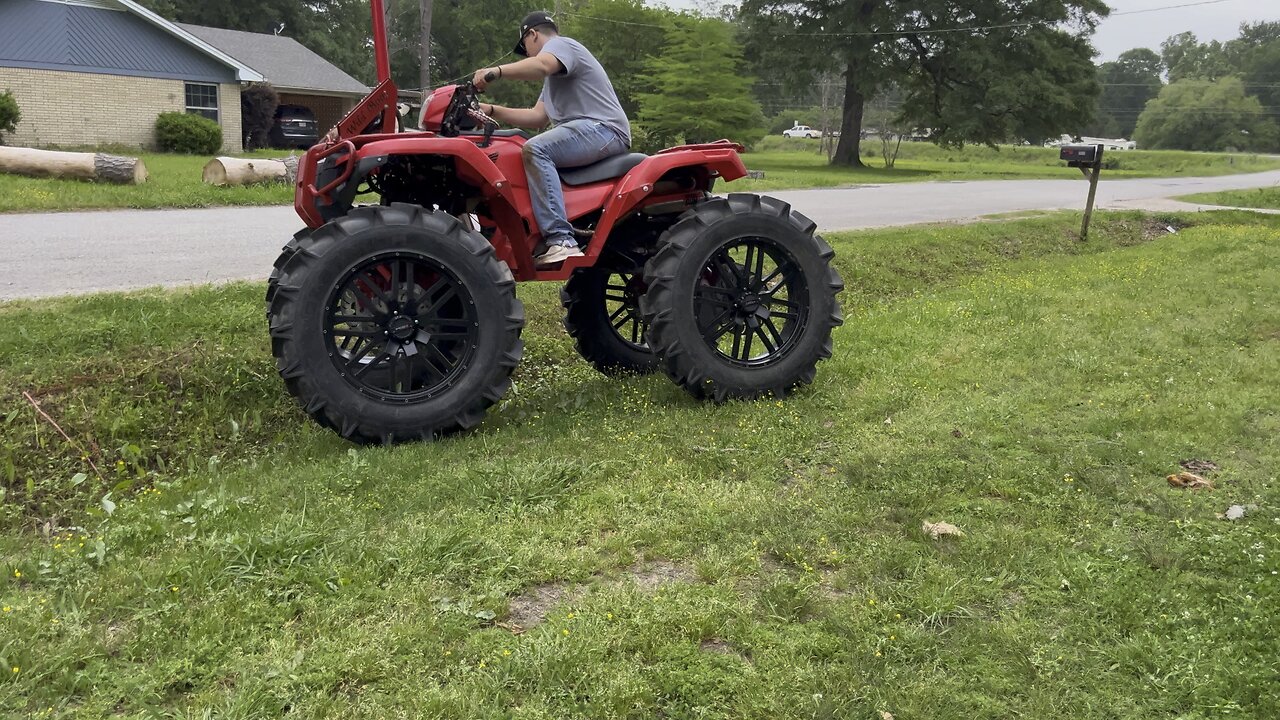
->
<box><xmin>585</xmin><ymin>140</ymin><xmax>748</xmax><ymax>258</ymax></box>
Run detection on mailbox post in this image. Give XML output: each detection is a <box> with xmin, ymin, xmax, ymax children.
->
<box><xmin>1061</xmin><ymin>144</ymin><xmax>1104</xmax><ymax>240</ymax></box>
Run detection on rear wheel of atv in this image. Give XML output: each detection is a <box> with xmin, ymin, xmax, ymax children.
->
<box><xmin>561</xmin><ymin>261</ymin><xmax>657</xmax><ymax>376</ymax></box>
<box><xmin>267</xmin><ymin>204</ymin><xmax>524</xmax><ymax>443</ymax></box>
<box><xmin>640</xmin><ymin>194</ymin><xmax>843</xmax><ymax>401</ymax></box>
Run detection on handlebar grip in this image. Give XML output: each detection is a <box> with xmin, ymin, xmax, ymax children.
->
<box><xmin>484</xmin><ymin>71</ymin><xmax>497</xmax><ymax>83</ymax></box>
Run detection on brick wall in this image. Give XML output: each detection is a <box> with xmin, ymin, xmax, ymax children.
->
<box><xmin>0</xmin><ymin>67</ymin><xmax>242</xmax><ymax>153</ymax></box>
<box><xmin>277</xmin><ymin>92</ymin><xmax>357</xmax><ymax>136</ymax></box>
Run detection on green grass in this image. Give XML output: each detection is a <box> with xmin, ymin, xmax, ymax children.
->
<box><xmin>0</xmin><ymin>149</ymin><xmax>294</xmax><ymax>213</ymax></box>
<box><xmin>735</xmin><ymin>138</ymin><xmax>1280</xmax><ymax>191</ymax></box>
<box><xmin>2</xmin><ymin>210</ymin><xmax>1279</xmax><ymax>717</ymax></box>
<box><xmin>4</xmin><ymin>140</ymin><xmax>1279</xmax><ymax>212</ymax></box>
<box><xmin>1177</xmin><ymin>186</ymin><xmax>1280</xmax><ymax>210</ymax></box>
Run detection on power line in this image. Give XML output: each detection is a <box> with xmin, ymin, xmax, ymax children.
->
<box><xmin>1110</xmin><ymin>0</ymin><xmax>1238</xmax><ymax>16</ymax></box>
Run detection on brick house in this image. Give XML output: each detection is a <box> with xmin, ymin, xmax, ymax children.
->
<box><xmin>0</xmin><ymin>0</ymin><xmax>368</xmax><ymax>153</ymax></box>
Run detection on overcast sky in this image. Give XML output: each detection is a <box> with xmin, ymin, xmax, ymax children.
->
<box><xmin>656</xmin><ymin>0</ymin><xmax>1278</xmax><ymax>61</ymax></box>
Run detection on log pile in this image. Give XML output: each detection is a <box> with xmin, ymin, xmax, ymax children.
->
<box><xmin>0</xmin><ymin>146</ymin><xmax>148</xmax><ymax>184</ymax></box>
<box><xmin>201</xmin><ymin>156</ymin><xmax>299</xmax><ymax>186</ymax></box>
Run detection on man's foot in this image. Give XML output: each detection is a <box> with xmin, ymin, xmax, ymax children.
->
<box><xmin>535</xmin><ymin>243</ymin><xmax>584</xmax><ymax>268</ymax></box>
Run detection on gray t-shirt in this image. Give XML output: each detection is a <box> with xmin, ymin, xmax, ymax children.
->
<box><xmin>538</xmin><ymin>36</ymin><xmax>631</xmax><ymax>146</ymax></box>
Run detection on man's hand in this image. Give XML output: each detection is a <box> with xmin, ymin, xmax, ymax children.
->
<box><xmin>472</xmin><ymin>67</ymin><xmax>500</xmax><ymax>91</ymax></box>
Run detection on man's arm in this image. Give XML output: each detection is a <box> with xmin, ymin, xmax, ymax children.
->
<box><xmin>481</xmin><ymin>100</ymin><xmax>550</xmax><ymax>131</ymax></box>
<box><xmin>472</xmin><ymin>52</ymin><xmax>563</xmax><ymax>90</ymax></box>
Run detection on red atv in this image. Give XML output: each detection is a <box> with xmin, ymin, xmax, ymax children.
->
<box><xmin>266</xmin><ymin>2</ymin><xmax>843</xmax><ymax>443</ymax></box>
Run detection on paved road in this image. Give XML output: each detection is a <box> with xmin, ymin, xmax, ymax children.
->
<box><xmin>3</xmin><ymin>169</ymin><xmax>1279</xmax><ymax>300</ymax></box>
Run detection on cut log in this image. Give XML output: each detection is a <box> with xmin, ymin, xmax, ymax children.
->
<box><xmin>0</xmin><ymin>146</ymin><xmax>148</xmax><ymax>184</ymax></box>
<box><xmin>202</xmin><ymin>156</ymin><xmax>298</xmax><ymax>186</ymax></box>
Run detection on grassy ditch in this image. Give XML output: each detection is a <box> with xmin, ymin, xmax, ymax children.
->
<box><xmin>1177</xmin><ymin>185</ymin><xmax>1280</xmax><ymax>210</ymax></box>
<box><xmin>1</xmin><ymin>210</ymin><xmax>1278</xmax><ymax>718</ymax></box>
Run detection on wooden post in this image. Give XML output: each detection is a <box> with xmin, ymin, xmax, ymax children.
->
<box><xmin>1079</xmin><ymin>162</ymin><xmax>1101</xmax><ymax>241</ymax></box>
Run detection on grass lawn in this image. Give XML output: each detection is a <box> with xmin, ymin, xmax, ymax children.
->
<box><xmin>0</xmin><ymin>149</ymin><xmax>294</xmax><ymax>214</ymax></box>
<box><xmin>735</xmin><ymin>138</ymin><xmax>1280</xmax><ymax>192</ymax></box>
<box><xmin>3</xmin><ymin>140</ymin><xmax>1280</xmax><ymax>212</ymax></box>
<box><xmin>1177</xmin><ymin>185</ymin><xmax>1280</xmax><ymax>210</ymax></box>
<box><xmin>2</xmin><ymin>210</ymin><xmax>1278</xmax><ymax>718</ymax></box>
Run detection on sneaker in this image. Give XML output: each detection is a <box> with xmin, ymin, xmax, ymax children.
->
<box><xmin>535</xmin><ymin>243</ymin><xmax>584</xmax><ymax>268</ymax></box>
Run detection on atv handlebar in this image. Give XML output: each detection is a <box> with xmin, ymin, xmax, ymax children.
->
<box><xmin>484</xmin><ymin>70</ymin><xmax>498</xmax><ymax>83</ymax></box>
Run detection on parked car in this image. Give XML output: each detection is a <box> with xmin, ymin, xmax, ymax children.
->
<box><xmin>783</xmin><ymin>125</ymin><xmax>822</xmax><ymax>139</ymax></box>
<box><xmin>269</xmin><ymin>105</ymin><xmax>319</xmax><ymax>149</ymax></box>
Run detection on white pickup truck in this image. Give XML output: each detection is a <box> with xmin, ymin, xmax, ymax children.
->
<box><xmin>783</xmin><ymin>125</ymin><xmax>822</xmax><ymax>139</ymax></box>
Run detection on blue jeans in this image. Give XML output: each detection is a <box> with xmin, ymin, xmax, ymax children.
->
<box><xmin>523</xmin><ymin>119</ymin><xmax>627</xmax><ymax>248</ymax></box>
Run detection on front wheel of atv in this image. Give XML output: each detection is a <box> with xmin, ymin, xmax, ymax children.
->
<box><xmin>267</xmin><ymin>204</ymin><xmax>524</xmax><ymax>444</ymax></box>
<box><xmin>640</xmin><ymin>194</ymin><xmax>843</xmax><ymax>402</ymax></box>
<box><xmin>561</xmin><ymin>262</ymin><xmax>658</xmax><ymax>376</ymax></box>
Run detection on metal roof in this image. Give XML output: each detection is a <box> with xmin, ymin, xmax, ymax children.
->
<box><xmin>177</xmin><ymin>23</ymin><xmax>370</xmax><ymax>96</ymax></box>
<box><xmin>0</xmin><ymin>0</ymin><xmax>256</xmax><ymax>82</ymax></box>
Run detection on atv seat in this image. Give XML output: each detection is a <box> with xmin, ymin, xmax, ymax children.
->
<box><xmin>559</xmin><ymin>152</ymin><xmax>648</xmax><ymax>186</ymax></box>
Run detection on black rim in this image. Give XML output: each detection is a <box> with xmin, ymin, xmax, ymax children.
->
<box><xmin>326</xmin><ymin>252</ymin><xmax>478</xmax><ymax>402</ymax></box>
<box><xmin>603</xmin><ymin>271</ymin><xmax>649</xmax><ymax>349</ymax></box>
<box><xmin>693</xmin><ymin>238</ymin><xmax>809</xmax><ymax>367</ymax></box>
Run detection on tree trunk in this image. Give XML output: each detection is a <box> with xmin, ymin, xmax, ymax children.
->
<box><xmin>832</xmin><ymin>63</ymin><xmax>867</xmax><ymax>168</ymax></box>
<box><xmin>419</xmin><ymin>0</ymin><xmax>434</xmax><ymax>91</ymax></box>
<box><xmin>0</xmin><ymin>146</ymin><xmax>147</xmax><ymax>184</ymax></box>
<box><xmin>201</xmin><ymin>156</ymin><xmax>298</xmax><ymax>186</ymax></box>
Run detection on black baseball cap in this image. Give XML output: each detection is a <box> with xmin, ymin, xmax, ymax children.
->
<box><xmin>514</xmin><ymin>10</ymin><xmax>557</xmax><ymax>56</ymax></box>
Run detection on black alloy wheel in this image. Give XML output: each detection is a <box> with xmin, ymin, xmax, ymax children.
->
<box><xmin>694</xmin><ymin>239</ymin><xmax>808</xmax><ymax>367</ymax></box>
<box><xmin>640</xmin><ymin>194</ymin><xmax>843</xmax><ymax>402</ymax></box>
<box><xmin>326</xmin><ymin>253</ymin><xmax>479</xmax><ymax>401</ymax></box>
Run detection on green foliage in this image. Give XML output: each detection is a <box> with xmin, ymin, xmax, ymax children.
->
<box><xmin>636</xmin><ymin>16</ymin><xmax>766</xmax><ymax>147</ymax></box>
<box><xmin>562</xmin><ymin>0</ymin><xmax>669</xmax><ymax>119</ymax></box>
<box><xmin>0</xmin><ymin>89</ymin><xmax>20</xmax><ymax>145</ymax></box>
<box><xmin>240</xmin><ymin>83</ymin><xmax>279</xmax><ymax>151</ymax></box>
<box><xmin>154</xmin><ymin>112</ymin><xmax>223</xmax><ymax>155</ymax></box>
<box><xmin>1134</xmin><ymin>77</ymin><xmax>1280</xmax><ymax>152</ymax></box>
<box><xmin>1230</xmin><ymin>21</ymin><xmax>1280</xmax><ymax>111</ymax></box>
<box><xmin>1085</xmin><ymin>48</ymin><xmax>1163</xmax><ymax>139</ymax></box>
<box><xmin>740</xmin><ymin>0</ymin><xmax>1108</xmax><ymax>166</ymax></box>
<box><xmin>1161</xmin><ymin>31</ymin><xmax>1233</xmax><ymax>83</ymax></box>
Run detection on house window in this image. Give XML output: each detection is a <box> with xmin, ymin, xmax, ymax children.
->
<box><xmin>184</xmin><ymin>83</ymin><xmax>219</xmax><ymax>122</ymax></box>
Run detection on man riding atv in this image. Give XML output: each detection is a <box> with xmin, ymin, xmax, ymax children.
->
<box><xmin>472</xmin><ymin>10</ymin><xmax>631</xmax><ymax>268</ymax></box>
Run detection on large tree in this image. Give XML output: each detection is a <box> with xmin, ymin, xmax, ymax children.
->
<box><xmin>635</xmin><ymin>16</ymin><xmax>766</xmax><ymax>149</ymax></box>
<box><xmin>1227</xmin><ymin>21</ymin><xmax>1280</xmax><ymax>111</ymax></box>
<box><xmin>740</xmin><ymin>0</ymin><xmax>1107</xmax><ymax>167</ymax></box>
<box><xmin>1085</xmin><ymin>48</ymin><xmax>1163</xmax><ymax>138</ymax></box>
<box><xmin>1134</xmin><ymin>77</ymin><xmax>1279</xmax><ymax>152</ymax></box>
<box><xmin>1160</xmin><ymin>32</ymin><xmax>1232</xmax><ymax>83</ymax></box>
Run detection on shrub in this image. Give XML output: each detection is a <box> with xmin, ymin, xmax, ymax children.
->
<box><xmin>0</xmin><ymin>89</ymin><xmax>21</xmax><ymax>145</ymax></box>
<box><xmin>155</xmin><ymin>111</ymin><xmax>222</xmax><ymax>154</ymax></box>
<box><xmin>240</xmin><ymin>83</ymin><xmax>279</xmax><ymax>151</ymax></box>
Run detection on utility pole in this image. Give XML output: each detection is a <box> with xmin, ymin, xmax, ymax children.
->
<box><xmin>419</xmin><ymin>0</ymin><xmax>434</xmax><ymax>91</ymax></box>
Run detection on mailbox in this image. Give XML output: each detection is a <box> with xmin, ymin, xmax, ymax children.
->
<box><xmin>1060</xmin><ymin>143</ymin><xmax>1103</xmax><ymax>168</ymax></box>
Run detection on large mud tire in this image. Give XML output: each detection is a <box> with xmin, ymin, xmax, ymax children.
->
<box><xmin>560</xmin><ymin>262</ymin><xmax>658</xmax><ymax>376</ymax></box>
<box><xmin>640</xmin><ymin>194</ymin><xmax>843</xmax><ymax>401</ymax></box>
<box><xmin>267</xmin><ymin>204</ymin><xmax>524</xmax><ymax>444</ymax></box>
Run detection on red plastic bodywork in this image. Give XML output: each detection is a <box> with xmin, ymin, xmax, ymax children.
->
<box><xmin>295</xmin><ymin>1</ymin><xmax>748</xmax><ymax>282</ymax></box>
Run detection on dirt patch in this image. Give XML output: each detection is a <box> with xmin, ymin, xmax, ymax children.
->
<box><xmin>1140</xmin><ymin>217</ymin><xmax>1187</xmax><ymax>243</ymax></box>
<box><xmin>699</xmin><ymin>638</ymin><xmax>749</xmax><ymax>663</ymax></box>
<box><xmin>506</xmin><ymin>582</ymin><xmax>585</xmax><ymax>630</ymax></box>
<box><xmin>504</xmin><ymin>560</ymin><xmax>697</xmax><ymax>630</ymax></box>
<box><xmin>626</xmin><ymin>560</ymin><xmax>697</xmax><ymax>591</ymax></box>
<box><xmin>700</xmin><ymin>638</ymin><xmax>734</xmax><ymax>654</ymax></box>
